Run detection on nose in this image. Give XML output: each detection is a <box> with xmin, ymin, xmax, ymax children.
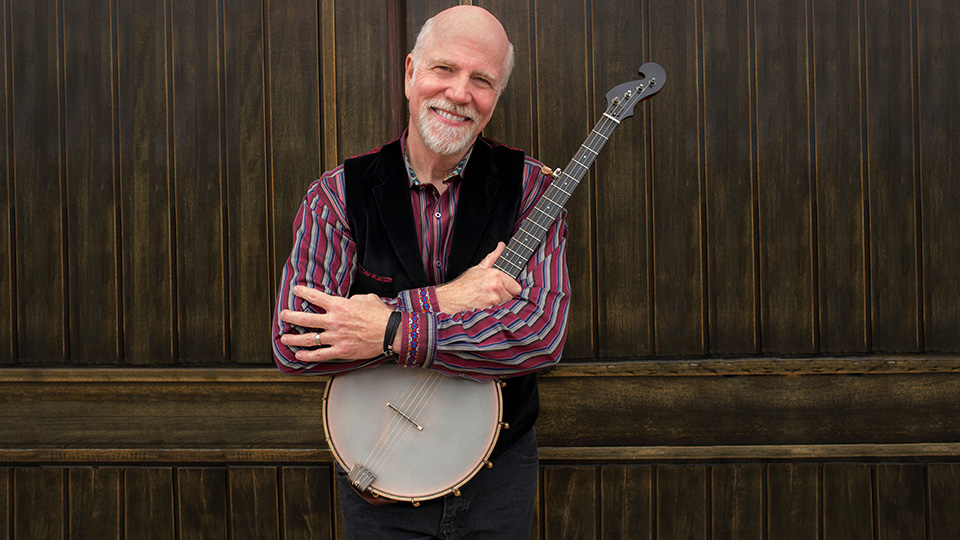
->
<box><xmin>444</xmin><ymin>74</ymin><xmax>471</xmax><ymax>105</ymax></box>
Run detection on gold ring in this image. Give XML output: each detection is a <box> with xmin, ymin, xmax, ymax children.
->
<box><xmin>314</xmin><ymin>332</ymin><xmax>322</xmax><ymax>347</ymax></box>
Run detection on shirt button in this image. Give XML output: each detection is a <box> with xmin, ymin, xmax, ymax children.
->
<box><xmin>434</xmin><ymin>212</ymin><xmax>442</xmax><ymax>219</ymax></box>
<box><xmin>435</xmin><ymin>260</ymin><xmax>442</xmax><ymax>267</ymax></box>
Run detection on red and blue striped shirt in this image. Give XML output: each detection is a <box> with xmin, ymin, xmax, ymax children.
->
<box><xmin>272</xmin><ymin>138</ymin><xmax>570</xmax><ymax>381</ymax></box>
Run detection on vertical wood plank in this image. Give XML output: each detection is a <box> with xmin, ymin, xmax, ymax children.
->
<box><xmin>657</xmin><ymin>466</ymin><xmax>707</xmax><ymax>540</ymax></box>
<box><xmin>171</xmin><ymin>0</ymin><xmax>228</xmax><ymax>364</ymax></box>
<box><xmin>281</xmin><ymin>467</ymin><xmax>333</xmax><ymax>540</ymax></box>
<box><xmin>754</xmin><ymin>0</ymin><xmax>817</xmax><ymax>354</ymax></box>
<box><xmin>927</xmin><ymin>464</ymin><xmax>960</xmax><ymax>540</ymax></box>
<box><xmin>592</xmin><ymin>0</ymin><xmax>655</xmax><ymax>358</ymax></box>
<box><xmin>222</xmin><ymin>0</ymin><xmax>272</xmax><ymax>364</ymax></box>
<box><xmin>532</xmin><ymin>0</ymin><xmax>594</xmax><ymax>359</ymax></box>
<box><xmin>648</xmin><ymin>0</ymin><xmax>706</xmax><ymax>356</ymax></box>
<box><xmin>542</xmin><ymin>466</ymin><xmax>596</xmax><ymax>540</ymax></box>
<box><xmin>712</xmin><ymin>465</ymin><xmax>763</xmax><ymax>540</ymax></box>
<box><xmin>477</xmin><ymin>0</ymin><xmax>537</xmax><ymax>155</ymax></box>
<box><xmin>68</xmin><ymin>467</ymin><xmax>121</xmax><ymax>539</ymax></box>
<box><xmin>14</xmin><ymin>468</ymin><xmax>64</xmax><ymax>539</ymax></box>
<box><xmin>812</xmin><ymin>0</ymin><xmax>868</xmax><ymax>353</ymax></box>
<box><xmin>0</xmin><ymin>469</ymin><xmax>7</xmax><ymax>538</ymax></box>
<box><xmin>63</xmin><ymin>0</ymin><xmax>122</xmax><ymax>364</ymax></box>
<box><xmin>267</xmin><ymin>0</ymin><xmax>321</xmax><ymax>285</ymax></box>
<box><xmin>228</xmin><ymin>467</ymin><xmax>280</xmax><ymax>540</ymax></box>
<box><xmin>822</xmin><ymin>464</ymin><xmax>873</xmax><ymax>540</ymax></box>
<box><xmin>117</xmin><ymin>0</ymin><xmax>176</xmax><ymax>364</ymax></box>
<box><xmin>917</xmin><ymin>0</ymin><xmax>960</xmax><ymax>353</ymax></box>
<box><xmin>334</xmin><ymin>0</ymin><xmax>395</xmax><ymax>159</ymax></box>
<box><xmin>11</xmin><ymin>0</ymin><xmax>67</xmax><ymax>363</ymax></box>
<box><xmin>864</xmin><ymin>0</ymin><xmax>921</xmax><ymax>352</ymax></box>
<box><xmin>767</xmin><ymin>464</ymin><xmax>818</xmax><ymax>540</ymax></box>
<box><xmin>876</xmin><ymin>464</ymin><xmax>925</xmax><ymax>540</ymax></box>
<box><xmin>600</xmin><ymin>465</ymin><xmax>652</xmax><ymax>540</ymax></box>
<box><xmin>178</xmin><ymin>468</ymin><xmax>227</xmax><ymax>540</ymax></box>
<box><xmin>0</xmin><ymin>0</ymin><xmax>14</xmax><ymax>364</ymax></box>
<box><xmin>125</xmin><ymin>468</ymin><xmax>175</xmax><ymax>540</ymax></box>
<box><xmin>702</xmin><ymin>0</ymin><xmax>760</xmax><ymax>355</ymax></box>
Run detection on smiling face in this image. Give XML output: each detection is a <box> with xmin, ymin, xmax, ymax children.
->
<box><xmin>405</xmin><ymin>7</ymin><xmax>512</xmax><ymax>157</ymax></box>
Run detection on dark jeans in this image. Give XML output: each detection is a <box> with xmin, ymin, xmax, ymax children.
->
<box><xmin>337</xmin><ymin>427</ymin><xmax>539</xmax><ymax>540</ymax></box>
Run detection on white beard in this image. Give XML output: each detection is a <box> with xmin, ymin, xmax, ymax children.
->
<box><xmin>415</xmin><ymin>98</ymin><xmax>479</xmax><ymax>156</ymax></box>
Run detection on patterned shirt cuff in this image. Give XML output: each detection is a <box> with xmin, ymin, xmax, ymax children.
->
<box><xmin>397</xmin><ymin>311</ymin><xmax>435</xmax><ymax>369</ymax></box>
<box><xmin>404</xmin><ymin>286</ymin><xmax>438</xmax><ymax>314</ymax></box>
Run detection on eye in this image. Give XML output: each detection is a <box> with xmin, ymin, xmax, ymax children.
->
<box><xmin>473</xmin><ymin>76</ymin><xmax>492</xmax><ymax>87</ymax></box>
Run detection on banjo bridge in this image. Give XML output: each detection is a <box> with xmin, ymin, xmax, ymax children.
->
<box><xmin>387</xmin><ymin>402</ymin><xmax>424</xmax><ymax>431</ymax></box>
<box><xmin>347</xmin><ymin>463</ymin><xmax>377</xmax><ymax>491</ymax></box>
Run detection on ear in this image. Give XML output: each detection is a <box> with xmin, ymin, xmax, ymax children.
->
<box><xmin>404</xmin><ymin>54</ymin><xmax>414</xmax><ymax>99</ymax></box>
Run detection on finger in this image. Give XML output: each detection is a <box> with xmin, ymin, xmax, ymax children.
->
<box><xmin>479</xmin><ymin>242</ymin><xmax>507</xmax><ymax>269</ymax></box>
<box><xmin>292</xmin><ymin>285</ymin><xmax>335</xmax><ymax>309</ymax></box>
<box><xmin>279</xmin><ymin>331</ymin><xmax>324</xmax><ymax>349</ymax></box>
<box><xmin>279</xmin><ymin>308</ymin><xmax>325</xmax><ymax>328</ymax></box>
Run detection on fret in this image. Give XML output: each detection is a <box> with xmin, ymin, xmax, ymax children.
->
<box><xmin>602</xmin><ymin>112</ymin><xmax>621</xmax><ymax>123</ymax></box>
<box><xmin>591</xmin><ymin>129</ymin><xmax>609</xmax><ymax>140</ymax></box>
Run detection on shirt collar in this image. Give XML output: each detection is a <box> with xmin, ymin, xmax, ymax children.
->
<box><xmin>400</xmin><ymin>131</ymin><xmax>473</xmax><ymax>189</ymax></box>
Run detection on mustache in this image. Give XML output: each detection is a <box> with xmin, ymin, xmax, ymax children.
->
<box><xmin>422</xmin><ymin>98</ymin><xmax>478</xmax><ymax>122</ymax></box>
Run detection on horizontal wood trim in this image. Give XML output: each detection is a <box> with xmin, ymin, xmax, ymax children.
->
<box><xmin>3</xmin><ymin>358</ymin><xmax>959</xmax><ymax>465</ymax></box>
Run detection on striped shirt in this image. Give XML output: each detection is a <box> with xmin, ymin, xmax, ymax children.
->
<box><xmin>272</xmin><ymin>138</ymin><xmax>570</xmax><ymax>381</ymax></box>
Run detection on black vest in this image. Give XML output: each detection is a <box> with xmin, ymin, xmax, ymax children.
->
<box><xmin>343</xmin><ymin>137</ymin><xmax>540</xmax><ymax>457</ymax></box>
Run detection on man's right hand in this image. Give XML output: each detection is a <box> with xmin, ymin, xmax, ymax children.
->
<box><xmin>435</xmin><ymin>242</ymin><xmax>522</xmax><ymax>313</ymax></box>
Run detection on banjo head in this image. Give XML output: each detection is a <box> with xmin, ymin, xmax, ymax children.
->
<box><xmin>323</xmin><ymin>363</ymin><xmax>502</xmax><ymax>502</ymax></box>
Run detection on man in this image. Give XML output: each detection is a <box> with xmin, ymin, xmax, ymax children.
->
<box><xmin>272</xmin><ymin>5</ymin><xmax>569</xmax><ymax>538</ymax></box>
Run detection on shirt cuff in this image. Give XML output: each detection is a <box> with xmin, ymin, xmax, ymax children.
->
<box><xmin>397</xmin><ymin>311</ymin><xmax>435</xmax><ymax>369</ymax></box>
<box><xmin>399</xmin><ymin>286</ymin><xmax>440</xmax><ymax>314</ymax></box>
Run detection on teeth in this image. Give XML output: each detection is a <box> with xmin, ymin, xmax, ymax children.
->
<box><xmin>433</xmin><ymin>108</ymin><xmax>469</xmax><ymax>122</ymax></box>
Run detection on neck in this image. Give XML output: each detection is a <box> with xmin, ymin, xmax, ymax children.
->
<box><xmin>405</xmin><ymin>129</ymin><xmax>474</xmax><ymax>191</ymax></box>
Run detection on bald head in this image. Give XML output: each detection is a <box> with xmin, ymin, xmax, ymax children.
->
<box><xmin>410</xmin><ymin>5</ymin><xmax>515</xmax><ymax>92</ymax></box>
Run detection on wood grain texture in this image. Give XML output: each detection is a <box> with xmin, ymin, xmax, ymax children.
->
<box><xmin>125</xmin><ymin>468</ymin><xmax>175</xmax><ymax>539</ymax></box>
<box><xmin>532</xmin><ymin>0</ymin><xmax>595</xmax><ymax>359</ymax></box>
<box><xmin>657</xmin><ymin>465</ymin><xmax>706</xmax><ymax>540</ymax></box>
<box><xmin>63</xmin><ymin>0</ymin><xmax>122</xmax><ymax>364</ymax></box>
<box><xmin>812</xmin><ymin>0</ymin><xmax>869</xmax><ymax>353</ymax></box>
<box><xmin>542</xmin><ymin>466</ymin><xmax>596</xmax><ymax>540</ymax></box>
<box><xmin>0</xmin><ymin>0</ymin><xmax>12</xmax><ymax>364</ymax></box>
<box><xmin>14</xmin><ymin>468</ymin><xmax>64</xmax><ymax>539</ymax></box>
<box><xmin>282</xmin><ymin>467</ymin><xmax>334</xmax><ymax>540</ymax></box>
<box><xmin>592</xmin><ymin>0</ymin><xmax>655</xmax><ymax>359</ymax></box>
<box><xmin>754</xmin><ymin>0</ymin><xmax>816</xmax><ymax>354</ymax></box>
<box><xmin>864</xmin><ymin>0</ymin><xmax>921</xmax><ymax>352</ymax></box>
<box><xmin>648</xmin><ymin>0</ymin><xmax>706</xmax><ymax>356</ymax></box>
<box><xmin>927</xmin><ymin>464</ymin><xmax>960</xmax><ymax>540</ymax></box>
<box><xmin>876</xmin><ymin>464</ymin><xmax>926</xmax><ymax>540</ymax></box>
<box><xmin>69</xmin><ymin>467</ymin><xmax>122</xmax><ymax>539</ymax></box>
<box><xmin>767</xmin><ymin>464</ymin><xmax>818</xmax><ymax>540</ymax></box>
<box><xmin>917</xmin><ymin>0</ymin><xmax>960</xmax><ymax>353</ymax></box>
<box><xmin>0</xmin><ymin>469</ymin><xmax>6</xmax><ymax>536</ymax></box>
<box><xmin>822</xmin><ymin>464</ymin><xmax>873</xmax><ymax>540</ymax></box>
<box><xmin>711</xmin><ymin>465</ymin><xmax>763</xmax><ymax>540</ymax></box>
<box><xmin>178</xmin><ymin>468</ymin><xmax>227</xmax><ymax>540</ymax></box>
<box><xmin>228</xmin><ymin>467</ymin><xmax>280</xmax><ymax>540</ymax></box>
<box><xmin>702</xmin><ymin>0</ymin><xmax>759</xmax><ymax>356</ymax></box>
<box><xmin>117</xmin><ymin>0</ymin><xmax>176</xmax><ymax>364</ymax></box>
<box><xmin>600</xmin><ymin>465</ymin><xmax>652</xmax><ymax>540</ymax></box>
<box><xmin>10</xmin><ymin>0</ymin><xmax>67</xmax><ymax>363</ymax></box>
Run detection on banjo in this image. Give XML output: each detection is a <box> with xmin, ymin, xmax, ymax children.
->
<box><xmin>323</xmin><ymin>62</ymin><xmax>666</xmax><ymax>504</ymax></box>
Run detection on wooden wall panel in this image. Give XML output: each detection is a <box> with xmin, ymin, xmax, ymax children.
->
<box><xmin>117</xmin><ymin>0</ymin><xmax>176</xmax><ymax>365</ymax></box>
<box><xmin>125</xmin><ymin>468</ymin><xmax>175</xmax><ymax>539</ymax></box>
<box><xmin>876</xmin><ymin>465</ymin><xmax>926</xmax><ymax>540</ymax></box>
<box><xmin>542</xmin><ymin>466</ymin><xmax>596</xmax><ymax>539</ymax></box>
<box><xmin>68</xmin><ymin>468</ymin><xmax>122</xmax><ymax>539</ymax></box>
<box><xmin>0</xmin><ymin>469</ymin><xmax>6</xmax><ymax>537</ymax></box>
<box><xmin>711</xmin><ymin>465</ymin><xmax>763</xmax><ymax>540</ymax></box>
<box><xmin>865</xmin><ymin>0</ymin><xmax>921</xmax><ymax>352</ymax></box>
<box><xmin>0</xmin><ymin>0</ymin><xmax>12</xmax><ymax>364</ymax></box>
<box><xmin>918</xmin><ymin>0</ymin><xmax>960</xmax><ymax>353</ymax></box>
<box><xmin>702</xmin><ymin>0</ymin><xmax>758</xmax><ymax>356</ymax></box>
<box><xmin>600</xmin><ymin>465</ymin><xmax>652</xmax><ymax>540</ymax></box>
<box><xmin>812</xmin><ymin>0</ymin><xmax>869</xmax><ymax>353</ymax></box>
<box><xmin>63</xmin><ymin>0</ymin><xmax>122</xmax><ymax>364</ymax></box>
<box><xmin>282</xmin><ymin>467</ymin><xmax>335</xmax><ymax>540</ymax></box>
<box><xmin>223</xmin><ymin>0</ymin><xmax>274</xmax><ymax>364</ymax></box>
<box><xmin>822</xmin><ymin>464</ymin><xmax>873</xmax><ymax>540</ymax></box>
<box><xmin>767</xmin><ymin>464</ymin><xmax>818</xmax><ymax>540</ymax></box>
<box><xmin>755</xmin><ymin>0</ymin><xmax>816</xmax><ymax>354</ymax></box>
<box><xmin>648</xmin><ymin>0</ymin><xmax>705</xmax><ymax>356</ymax></box>
<box><xmin>172</xmin><ymin>0</ymin><xmax>229</xmax><ymax>364</ymax></box>
<box><xmin>532</xmin><ymin>0</ymin><xmax>595</xmax><ymax>359</ymax></box>
<box><xmin>657</xmin><ymin>466</ymin><xmax>707</xmax><ymax>539</ymax></box>
<box><xmin>228</xmin><ymin>468</ymin><xmax>281</xmax><ymax>540</ymax></box>
<box><xmin>592</xmin><ymin>1</ymin><xmax>655</xmax><ymax>359</ymax></box>
<box><xmin>10</xmin><ymin>0</ymin><xmax>67</xmax><ymax>363</ymax></box>
<box><xmin>178</xmin><ymin>468</ymin><xmax>228</xmax><ymax>539</ymax></box>
<box><xmin>14</xmin><ymin>468</ymin><xmax>63</xmax><ymax>539</ymax></box>
<box><xmin>928</xmin><ymin>464</ymin><xmax>960</xmax><ymax>540</ymax></box>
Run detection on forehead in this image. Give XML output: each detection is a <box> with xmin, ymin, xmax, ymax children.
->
<box><xmin>420</xmin><ymin>29</ymin><xmax>508</xmax><ymax>80</ymax></box>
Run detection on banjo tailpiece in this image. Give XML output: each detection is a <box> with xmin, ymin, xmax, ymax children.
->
<box><xmin>348</xmin><ymin>463</ymin><xmax>377</xmax><ymax>492</ymax></box>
